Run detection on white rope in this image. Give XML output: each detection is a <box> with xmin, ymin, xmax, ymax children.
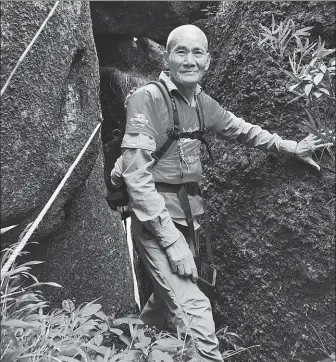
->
<box><xmin>1</xmin><ymin>123</ymin><xmax>102</xmax><ymax>274</ymax></box>
<box><xmin>1</xmin><ymin>1</ymin><xmax>60</xmax><ymax>97</ymax></box>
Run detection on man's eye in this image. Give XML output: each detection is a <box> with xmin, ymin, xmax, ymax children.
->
<box><xmin>177</xmin><ymin>50</ymin><xmax>185</xmax><ymax>55</ymax></box>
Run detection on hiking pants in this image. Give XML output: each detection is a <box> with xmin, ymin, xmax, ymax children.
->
<box><xmin>131</xmin><ymin>215</ymin><xmax>223</xmax><ymax>362</ymax></box>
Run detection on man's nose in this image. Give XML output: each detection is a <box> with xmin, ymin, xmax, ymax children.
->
<box><xmin>184</xmin><ymin>52</ymin><xmax>196</xmax><ymax>65</ymax></box>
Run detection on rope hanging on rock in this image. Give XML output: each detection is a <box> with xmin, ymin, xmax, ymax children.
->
<box><xmin>1</xmin><ymin>1</ymin><xmax>60</xmax><ymax>97</ymax></box>
<box><xmin>1</xmin><ymin>123</ymin><xmax>101</xmax><ymax>275</ymax></box>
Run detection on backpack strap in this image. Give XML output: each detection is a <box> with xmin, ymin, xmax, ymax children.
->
<box><xmin>196</xmin><ymin>97</ymin><xmax>205</xmax><ymax>132</ymax></box>
<box><xmin>129</xmin><ymin>81</ymin><xmax>214</xmax><ymax>165</ymax></box>
<box><xmin>147</xmin><ymin>80</ymin><xmax>180</xmax><ymax>165</ymax></box>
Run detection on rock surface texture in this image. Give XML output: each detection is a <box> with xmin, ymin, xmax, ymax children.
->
<box><xmin>1</xmin><ymin>2</ymin><xmax>100</xmax><ymax>232</ymax></box>
<box><xmin>31</xmin><ymin>150</ymin><xmax>135</xmax><ymax>315</ymax></box>
<box><xmin>1</xmin><ymin>2</ymin><xmax>135</xmax><ymax>313</ymax></box>
<box><xmin>196</xmin><ymin>2</ymin><xmax>335</xmax><ymax>362</ymax></box>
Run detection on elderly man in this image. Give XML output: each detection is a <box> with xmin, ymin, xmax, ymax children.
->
<box><xmin>110</xmin><ymin>25</ymin><xmax>329</xmax><ymax>361</ymax></box>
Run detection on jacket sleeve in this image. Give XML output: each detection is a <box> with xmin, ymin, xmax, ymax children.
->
<box><xmin>205</xmin><ymin>96</ymin><xmax>297</xmax><ymax>155</ymax></box>
<box><xmin>120</xmin><ymin>135</ymin><xmax>181</xmax><ymax>249</ymax></box>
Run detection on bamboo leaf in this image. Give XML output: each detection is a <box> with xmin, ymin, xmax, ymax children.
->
<box><xmin>94</xmin><ymin>334</ymin><xmax>104</xmax><ymax>346</ymax></box>
<box><xmin>109</xmin><ymin>350</ymin><xmax>143</xmax><ymax>361</ymax></box>
<box><xmin>318</xmin><ymin>88</ymin><xmax>330</xmax><ymax>95</ymax></box>
<box><xmin>308</xmin><ymin>57</ymin><xmax>318</xmax><ymax>69</ymax></box>
<box><xmin>113</xmin><ymin>317</ymin><xmax>143</xmax><ymax>326</ymax></box>
<box><xmin>304</xmin><ymin>108</ymin><xmax>315</xmax><ymax>125</ymax></box>
<box><xmin>258</xmin><ymin>36</ymin><xmax>271</xmax><ymax>47</ymax></box>
<box><xmin>95</xmin><ymin>310</ymin><xmax>109</xmax><ymax>321</ymax></box>
<box><xmin>304</xmin><ymin>83</ymin><xmax>313</xmax><ymax>96</ymax></box>
<box><xmin>138</xmin><ymin>329</ymin><xmax>152</xmax><ymax>345</ymax></box>
<box><xmin>134</xmin><ymin>342</ymin><xmax>148</xmax><ymax>350</ymax></box>
<box><xmin>288</xmin><ymin>83</ymin><xmax>300</xmax><ymax>91</ymax></box>
<box><xmin>2</xmin><ymin>266</ymin><xmax>31</xmax><ymax>277</ymax></box>
<box><xmin>294</xmin><ymin>26</ymin><xmax>313</xmax><ymax>36</ymax></box>
<box><xmin>313</xmin><ymin>91</ymin><xmax>323</xmax><ymax>98</ymax></box>
<box><xmin>57</xmin><ymin>357</ymin><xmax>80</xmax><ymax>362</ymax></box>
<box><xmin>119</xmin><ymin>333</ymin><xmax>131</xmax><ymax>346</ymax></box>
<box><xmin>313</xmin><ymin>72</ymin><xmax>324</xmax><ymax>85</ymax></box>
<box><xmin>151</xmin><ymin>349</ymin><xmax>174</xmax><ymax>362</ymax></box>
<box><xmin>28</xmin><ymin>282</ymin><xmax>62</xmax><ymax>289</ymax></box>
<box><xmin>2</xmin><ymin>319</ymin><xmax>39</xmax><ymax>329</ymax></box>
<box><xmin>295</xmin><ymin>35</ymin><xmax>303</xmax><ymax>51</ymax></box>
<box><xmin>320</xmin><ymin>64</ymin><xmax>327</xmax><ymax>73</ymax></box>
<box><xmin>287</xmin><ymin>93</ymin><xmax>305</xmax><ymax>104</ymax></box>
<box><xmin>79</xmin><ymin>303</ymin><xmax>102</xmax><ymax>317</ymax></box>
<box><xmin>321</xmin><ymin>48</ymin><xmax>335</xmax><ymax>58</ymax></box>
<box><xmin>109</xmin><ymin>327</ymin><xmax>124</xmax><ymax>336</ymax></box>
<box><xmin>259</xmin><ymin>24</ymin><xmax>272</xmax><ymax>34</ymax></box>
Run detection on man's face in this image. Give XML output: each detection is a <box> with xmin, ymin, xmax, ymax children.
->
<box><xmin>164</xmin><ymin>31</ymin><xmax>210</xmax><ymax>88</ymax></box>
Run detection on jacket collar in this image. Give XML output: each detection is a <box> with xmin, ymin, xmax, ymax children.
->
<box><xmin>159</xmin><ymin>71</ymin><xmax>202</xmax><ymax>104</ymax></box>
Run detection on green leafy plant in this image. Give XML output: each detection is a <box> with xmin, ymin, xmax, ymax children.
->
<box><xmin>1</xmin><ymin>226</ymin><xmax>253</xmax><ymax>361</ymax></box>
<box><xmin>109</xmin><ymin>316</ymin><xmax>201</xmax><ymax>362</ymax></box>
<box><xmin>252</xmin><ymin>16</ymin><xmax>336</xmax><ymax>147</ymax></box>
<box><xmin>0</xmin><ymin>229</ymin><xmax>198</xmax><ymax>362</ymax></box>
<box><xmin>1</xmin><ymin>227</ymin><xmax>119</xmax><ymax>362</ymax></box>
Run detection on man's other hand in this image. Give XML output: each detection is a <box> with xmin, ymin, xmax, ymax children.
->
<box><xmin>295</xmin><ymin>134</ymin><xmax>333</xmax><ymax>171</ymax></box>
<box><xmin>165</xmin><ymin>234</ymin><xmax>198</xmax><ymax>283</ymax></box>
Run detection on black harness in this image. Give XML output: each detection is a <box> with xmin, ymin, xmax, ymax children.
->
<box><xmin>150</xmin><ymin>80</ymin><xmax>214</xmax><ymax>164</ymax></box>
<box><xmin>148</xmin><ymin>81</ymin><xmax>214</xmax><ymax>269</ymax></box>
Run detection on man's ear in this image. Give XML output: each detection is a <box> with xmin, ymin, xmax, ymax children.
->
<box><xmin>163</xmin><ymin>51</ymin><xmax>170</xmax><ymax>69</ymax></box>
<box><xmin>205</xmin><ymin>53</ymin><xmax>211</xmax><ymax>71</ymax></box>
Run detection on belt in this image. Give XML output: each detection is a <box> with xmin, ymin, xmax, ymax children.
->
<box><xmin>155</xmin><ymin>182</ymin><xmax>201</xmax><ymax>196</ymax></box>
<box><xmin>155</xmin><ymin>182</ymin><xmax>213</xmax><ymax>263</ymax></box>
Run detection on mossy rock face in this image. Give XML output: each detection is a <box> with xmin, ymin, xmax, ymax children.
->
<box><xmin>0</xmin><ymin>2</ymin><xmax>100</xmax><ymax>235</ymax></box>
<box><xmin>194</xmin><ymin>2</ymin><xmax>335</xmax><ymax>362</ymax></box>
<box><xmin>30</xmin><ymin>150</ymin><xmax>136</xmax><ymax>316</ymax></box>
<box><xmin>1</xmin><ymin>2</ymin><xmax>136</xmax><ymax>316</ymax></box>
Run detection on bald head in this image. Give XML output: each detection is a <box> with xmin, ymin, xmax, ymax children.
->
<box><xmin>166</xmin><ymin>25</ymin><xmax>208</xmax><ymax>54</ymax></box>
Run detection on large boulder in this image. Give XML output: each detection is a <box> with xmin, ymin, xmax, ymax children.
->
<box><xmin>90</xmin><ymin>1</ymin><xmax>205</xmax><ymax>43</ymax></box>
<box><xmin>195</xmin><ymin>2</ymin><xmax>335</xmax><ymax>362</ymax></box>
<box><xmin>1</xmin><ymin>2</ymin><xmax>136</xmax><ymax>315</ymax></box>
<box><xmin>0</xmin><ymin>2</ymin><xmax>101</xmax><ymax>237</ymax></box>
<box><xmin>30</xmin><ymin>150</ymin><xmax>136</xmax><ymax>315</ymax></box>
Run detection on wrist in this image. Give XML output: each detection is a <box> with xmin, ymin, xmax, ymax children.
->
<box><xmin>144</xmin><ymin>212</ymin><xmax>180</xmax><ymax>249</ymax></box>
<box><xmin>279</xmin><ymin>140</ymin><xmax>297</xmax><ymax>156</ymax></box>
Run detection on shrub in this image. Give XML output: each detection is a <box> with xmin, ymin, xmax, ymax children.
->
<box><xmin>252</xmin><ymin>15</ymin><xmax>335</xmax><ymax>146</ymax></box>
<box><xmin>1</xmin><ymin>227</ymin><xmax>254</xmax><ymax>361</ymax></box>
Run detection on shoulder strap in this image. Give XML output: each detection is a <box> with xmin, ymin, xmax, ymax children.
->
<box><xmin>146</xmin><ymin>82</ymin><xmax>213</xmax><ymax>164</ymax></box>
<box><xmin>196</xmin><ymin>94</ymin><xmax>214</xmax><ymax>163</ymax></box>
<box><xmin>196</xmin><ymin>96</ymin><xmax>205</xmax><ymax>132</ymax></box>
<box><xmin>148</xmin><ymin>80</ymin><xmax>180</xmax><ymax>165</ymax></box>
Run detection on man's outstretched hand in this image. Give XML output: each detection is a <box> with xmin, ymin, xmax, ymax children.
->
<box><xmin>294</xmin><ymin>134</ymin><xmax>333</xmax><ymax>171</ymax></box>
<box><xmin>165</xmin><ymin>234</ymin><xmax>198</xmax><ymax>283</ymax></box>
